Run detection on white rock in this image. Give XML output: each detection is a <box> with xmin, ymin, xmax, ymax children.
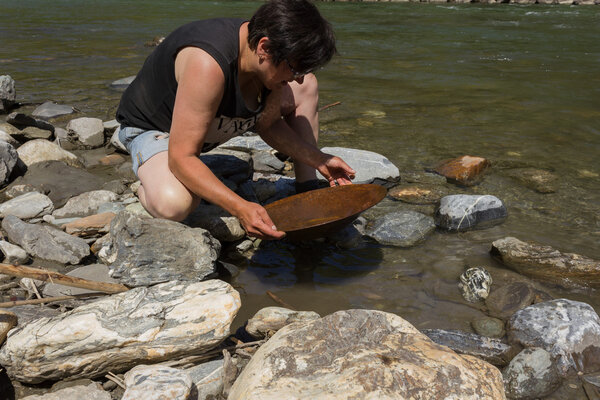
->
<box><xmin>52</xmin><ymin>190</ymin><xmax>118</xmax><ymax>218</ymax></box>
<box><xmin>0</xmin><ymin>191</ymin><xmax>54</xmax><ymax>219</ymax></box>
<box><xmin>318</xmin><ymin>147</ymin><xmax>399</xmax><ymax>184</ymax></box>
<box><xmin>16</xmin><ymin>139</ymin><xmax>82</xmax><ymax>167</ymax></box>
<box><xmin>66</xmin><ymin>117</ymin><xmax>104</xmax><ymax>148</ymax></box>
<box><xmin>246</xmin><ymin>307</ymin><xmax>320</xmax><ymax>339</ymax></box>
<box><xmin>122</xmin><ymin>365</ymin><xmax>193</xmax><ymax>400</ymax></box>
<box><xmin>0</xmin><ymin>240</ymin><xmax>29</xmax><ymax>264</ymax></box>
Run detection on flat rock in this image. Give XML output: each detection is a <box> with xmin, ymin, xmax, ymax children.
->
<box><xmin>6</xmin><ymin>112</ymin><xmax>55</xmax><ymax>133</ymax></box>
<box><xmin>388</xmin><ymin>184</ymin><xmax>448</xmax><ymax>204</ymax></box>
<box><xmin>366</xmin><ymin>210</ymin><xmax>435</xmax><ymax>247</ymax></box>
<box><xmin>400</xmin><ymin>170</ymin><xmax>447</xmax><ymax>185</ymax></box>
<box><xmin>110</xmin><ymin>75</ymin><xmax>136</xmax><ymax>90</ymax></box>
<box><xmin>229</xmin><ymin>309</ymin><xmax>506</xmax><ymax>399</ymax></box>
<box><xmin>507</xmin><ymin>298</ymin><xmax>600</xmax><ymax>377</ymax></box>
<box><xmin>200</xmin><ymin>148</ymin><xmax>251</xmax><ymax>179</ymax></box>
<box><xmin>490</xmin><ymin>237</ymin><xmax>600</xmax><ymax>289</ymax></box>
<box><xmin>246</xmin><ymin>307</ymin><xmax>320</xmax><ymax>339</ymax></box>
<box><xmin>433</xmin><ymin>155</ymin><xmax>490</xmax><ymax>186</ymax></box>
<box><xmin>66</xmin><ymin>117</ymin><xmax>104</xmax><ymax>148</ymax></box>
<box><xmin>0</xmin><ymin>240</ymin><xmax>29</xmax><ymax>264</ymax></box>
<box><xmin>318</xmin><ymin>147</ymin><xmax>400</xmax><ymax>184</ymax></box>
<box><xmin>0</xmin><ymin>191</ymin><xmax>54</xmax><ymax>219</ymax></box>
<box><xmin>32</xmin><ymin>101</ymin><xmax>75</xmax><ymax>120</ymax></box>
<box><xmin>472</xmin><ymin>317</ymin><xmax>505</xmax><ymax>338</ymax></box>
<box><xmin>20</xmin><ymin>382</ymin><xmax>111</xmax><ymax>400</ymax></box>
<box><xmin>4</xmin><ymin>305</ymin><xmax>61</xmax><ymax>326</ymax></box>
<box><xmin>2</xmin><ymin>215</ymin><xmax>89</xmax><ymax>264</ymax></box>
<box><xmin>485</xmin><ymin>281</ymin><xmax>535</xmax><ymax>319</ymax></box>
<box><xmin>16</xmin><ymin>139</ymin><xmax>82</xmax><ymax>168</ymax></box>
<box><xmin>0</xmin><ymin>280</ymin><xmax>240</xmax><ymax>383</ymax></box>
<box><xmin>0</xmin><ymin>140</ymin><xmax>18</xmax><ymax>186</ymax></box>
<box><xmin>122</xmin><ymin>365</ymin><xmax>193</xmax><ymax>400</ymax></box>
<box><xmin>185</xmin><ymin>359</ymin><xmax>224</xmax><ymax>400</ymax></box>
<box><xmin>423</xmin><ymin>329</ymin><xmax>518</xmax><ymax>367</ymax></box>
<box><xmin>502</xmin><ymin>348</ymin><xmax>561</xmax><ymax>399</ymax></box>
<box><xmin>183</xmin><ymin>204</ymin><xmax>245</xmax><ymax>242</ymax></box>
<box><xmin>19</xmin><ymin>126</ymin><xmax>54</xmax><ymax>141</ymax></box>
<box><xmin>0</xmin><ymin>310</ymin><xmax>18</xmax><ymax>345</ymax></box>
<box><xmin>435</xmin><ymin>194</ymin><xmax>507</xmax><ymax>231</ymax></box>
<box><xmin>52</xmin><ymin>190</ymin><xmax>118</xmax><ymax>218</ymax></box>
<box><xmin>505</xmin><ymin>168</ymin><xmax>557</xmax><ymax>193</ymax></box>
<box><xmin>218</xmin><ymin>135</ymin><xmax>272</xmax><ymax>152</ymax></box>
<box><xmin>42</xmin><ymin>264</ymin><xmax>118</xmax><ymax>297</ymax></box>
<box><xmin>61</xmin><ymin>212</ymin><xmax>115</xmax><ymax>237</ymax></box>
<box><xmin>252</xmin><ymin>150</ymin><xmax>285</xmax><ymax>173</ymax></box>
<box><xmin>105</xmin><ymin>212</ymin><xmax>220</xmax><ymax>287</ymax></box>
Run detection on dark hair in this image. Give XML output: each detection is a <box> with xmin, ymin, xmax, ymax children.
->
<box><xmin>248</xmin><ymin>0</ymin><xmax>337</xmax><ymax>73</ymax></box>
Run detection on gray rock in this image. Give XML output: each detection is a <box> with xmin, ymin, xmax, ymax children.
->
<box><xmin>582</xmin><ymin>373</ymin><xmax>600</xmax><ymax>399</ymax></box>
<box><xmin>2</xmin><ymin>215</ymin><xmax>89</xmax><ymax>264</ymax></box>
<box><xmin>66</xmin><ymin>117</ymin><xmax>104</xmax><ymax>148</ymax></box>
<box><xmin>472</xmin><ymin>317</ymin><xmax>505</xmax><ymax>338</ymax></box>
<box><xmin>423</xmin><ymin>329</ymin><xmax>518</xmax><ymax>367</ymax></box>
<box><xmin>435</xmin><ymin>194</ymin><xmax>507</xmax><ymax>231</ymax></box>
<box><xmin>42</xmin><ymin>264</ymin><xmax>118</xmax><ymax>297</ymax></box>
<box><xmin>19</xmin><ymin>126</ymin><xmax>54</xmax><ymax>141</ymax></box>
<box><xmin>252</xmin><ymin>151</ymin><xmax>285</xmax><ymax>173</ymax></box>
<box><xmin>183</xmin><ymin>204</ymin><xmax>245</xmax><ymax>242</ymax></box>
<box><xmin>400</xmin><ymin>170</ymin><xmax>447</xmax><ymax>185</ymax></box>
<box><xmin>16</xmin><ymin>139</ymin><xmax>81</xmax><ymax>168</ymax></box>
<box><xmin>186</xmin><ymin>359</ymin><xmax>224</xmax><ymax>400</ymax></box>
<box><xmin>458</xmin><ymin>267</ymin><xmax>492</xmax><ymax>303</ymax></box>
<box><xmin>102</xmin><ymin>119</ymin><xmax>120</xmax><ymax>132</ymax></box>
<box><xmin>110</xmin><ymin>75</ymin><xmax>136</xmax><ymax>90</ymax></box>
<box><xmin>106</xmin><ymin>212</ymin><xmax>220</xmax><ymax>287</ymax></box>
<box><xmin>229</xmin><ymin>310</ymin><xmax>506</xmax><ymax>399</ymax></box>
<box><xmin>0</xmin><ymin>141</ymin><xmax>18</xmax><ymax>187</ymax></box>
<box><xmin>122</xmin><ymin>365</ymin><xmax>193</xmax><ymax>400</ymax></box>
<box><xmin>109</xmin><ymin>127</ymin><xmax>127</xmax><ymax>153</ymax></box>
<box><xmin>249</xmin><ymin>179</ymin><xmax>277</xmax><ymax>202</ymax></box>
<box><xmin>96</xmin><ymin>201</ymin><xmax>127</xmax><ymax>214</ymax></box>
<box><xmin>4</xmin><ymin>304</ymin><xmax>61</xmax><ymax>326</ymax></box>
<box><xmin>491</xmin><ymin>237</ymin><xmax>600</xmax><ymax>289</ymax></box>
<box><xmin>0</xmin><ymin>240</ymin><xmax>29</xmax><ymax>264</ymax></box>
<box><xmin>6</xmin><ymin>112</ymin><xmax>55</xmax><ymax>133</ymax></box>
<box><xmin>0</xmin><ymin>128</ymin><xmax>21</xmax><ymax>147</ymax></box>
<box><xmin>54</xmin><ymin>127</ymin><xmax>79</xmax><ymax>150</ymax></box>
<box><xmin>388</xmin><ymin>184</ymin><xmax>448</xmax><ymax>205</ymax></box>
<box><xmin>365</xmin><ymin>210</ymin><xmax>435</xmax><ymax>247</ymax></box>
<box><xmin>508</xmin><ymin>298</ymin><xmax>600</xmax><ymax>376</ymax></box>
<box><xmin>20</xmin><ymin>382</ymin><xmax>111</xmax><ymax>400</ymax></box>
<box><xmin>52</xmin><ymin>190</ymin><xmax>118</xmax><ymax>218</ymax></box>
<box><xmin>0</xmin><ymin>75</ymin><xmax>16</xmax><ymax>111</ymax></box>
<box><xmin>246</xmin><ymin>307</ymin><xmax>320</xmax><ymax>339</ymax></box>
<box><xmin>0</xmin><ymin>280</ymin><xmax>240</xmax><ymax>384</ymax></box>
<box><xmin>218</xmin><ymin>135</ymin><xmax>272</xmax><ymax>152</ymax></box>
<box><xmin>0</xmin><ymin>191</ymin><xmax>54</xmax><ymax>219</ymax></box>
<box><xmin>326</xmin><ymin>218</ymin><xmax>366</xmax><ymax>249</ymax></box>
<box><xmin>0</xmin><ymin>310</ymin><xmax>17</xmax><ymax>345</ymax></box>
<box><xmin>318</xmin><ymin>147</ymin><xmax>400</xmax><ymax>184</ymax></box>
<box><xmin>32</xmin><ymin>101</ymin><xmax>75</xmax><ymax>120</ymax></box>
<box><xmin>201</xmin><ymin>148</ymin><xmax>251</xmax><ymax>179</ymax></box>
<box><xmin>503</xmin><ymin>348</ymin><xmax>561</xmax><ymax>399</ymax></box>
<box><xmin>3</xmin><ymin>183</ymin><xmax>37</xmax><ymax>199</ymax></box>
<box><xmin>485</xmin><ymin>281</ymin><xmax>536</xmax><ymax>319</ymax></box>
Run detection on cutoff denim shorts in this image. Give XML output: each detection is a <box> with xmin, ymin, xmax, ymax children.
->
<box><xmin>118</xmin><ymin>126</ymin><xmax>170</xmax><ymax>177</ymax></box>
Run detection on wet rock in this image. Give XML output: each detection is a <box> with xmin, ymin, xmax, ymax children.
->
<box><xmin>0</xmin><ymin>191</ymin><xmax>54</xmax><ymax>219</ymax></box>
<box><xmin>0</xmin><ymin>141</ymin><xmax>18</xmax><ymax>186</ymax></box>
<box><xmin>400</xmin><ymin>170</ymin><xmax>447</xmax><ymax>185</ymax></box>
<box><xmin>507</xmin><ymin>298</ymin><xmax>600</xmax><ymax>377</ymax></box>
<box><xmin>490</xmin><ymin>237</ymin><xmax>600</xmax><ymax>289</ymax></box>
<box><xmin>505</xmin><ymin>168</ymin><xmax>557</xmax><ymax>194</ymax></box>
<box><xmin>52</xmin><ymin>190</ymin><xmax>118</xmax><ymax>218</ymax></box>
<box><xmin>246</xmin><ymin>307</ymin><xmax>320</xmax><ymax>339</ymax></box>
<box><xmin>459</xmin><ymin>267</ymin><xmax>492</xmax><ymax>303</ymax></box>
<box><xmin>0</xmin><ymin>127</ymin><xmax>21</xmax><ymax>147</ymax></box>
<box><xmin>326</xmin><ymin>217</ymin><xmax>366</xmax><ymax>249</ymax></box>
<box><xmin>433</xmin><ymin>155</ymin><xmax>490</xmax><ymax>186</ymax></box>
<box><xmin>32</xmin><ymin>101</ymin><xmax>75</xmax><ymax>120</ymax></box>
<box><xmin>16</xmin><ymin>139</ymin><xmax>82</xmax><ymax>168</ymax></box>
<box><xmin>435</xmin><ymin>194</ymin><xmax>507</xmax><ymax>231</ymax></box>
<box><xmin>201</xmin><ymin>148</ymin><xmax>252</xmax><ymax>179</ymax></box>
<box><xmin>423</xmin><ymin>329</ymin><xmax>518</xmax><ymax>367</ymax></box>
<box><xmin>388</xmin><ymin>184</ymin><xmax>448</xmax><ymax>204</ymax></box>
<box><xmin>105</xmin><ymin>212</ymin><xmax>220</xmax><ymax>287</ymax></box>
<box><xmin>218</xmin><ymin>134</ymin><xmax>272</xmax><ymax>152</ymax></box>
<box><xmin>365</xmin><ymin>210</ymin><xmax>435</xmax><ymax>247</ymax></box>
<box><xmin>0</xmin><ymin>310</ymin><xmax>17</xmax><ymax>344</ymax></box>
<box><xmin>502</xmin><ymin>347</ymin><xmax>561</xmax><ymax>399</ymax></box>
<box><xmin>183</xmin><ymin>204</ymin><xmax>245</xmax><ymax>242</ymax></box>
<box><xmin>2</xmin><ymin>215</ymin><xmax>89</xmax><ymax>264</ymax></box>
<box><xmin>6</xmin><ymin>112</ymin><xmax>55</xmax><ymax>133</ymax></box>
<box><xmin>0</xmin><ymin>280</ymin><xmax>240</xmax><ymax>383</ymax></box>
<box><xmin>122</xmin><ymin>364</ymin><xmax>193</xmax><ymax>400</ymax></box>
<box><xmin>66</xmin><ymin>117</ymin><xmax>104</xmax><ymax>148</ymax></box>
<box><xmin>42</xmin><ymin>264</ymin><xmax>118</xmax><ymax>297</ymax></box>
<box><xmin>0</xmin><ymin>240</ymin><xmax>30</xmax><ymax>264</ymax></box>
<box><xmin>229</xmin><ymin>309</ymin><xmax>506</xmax><ymax>399</ymax></box>
<box><xmin>318</xmin><ymin>147</ymin><xmax>400</xmax><ymax>184</ymax></box>
<box><xmin>485</xmin><ymin>281</ymin><xmax>535</xmax><ymax>319</ymax></box>
<box><xmin>110</xmin><ymin>75</ymin><xmax>135</xmax><ymax>90</ymax></box>
<box><xmin>252</xmin><ymin>150</ymin><xmax>285</xmax><ymax>173</ymax></box>
<box><xmin>582</xmin><ymin>373</ymin><xmax>600</xmax><ymax>399</ymax></box>
<box><xmin>186</xmin><ymin>359</ymin><xmax>224</xmax><ymax>400</ymax></box>
<box><xmin>0</xmin><ymin>75</ymin><xmax>16</xmax><ymax>112</ymax></box>
<box><xmin>472</xmin><ymin>317</ymin><xmax>505</xmax><ymax>338</ymax></box>
<box><xmin>61</xmin><ymin>212</ymin><xmax>116</xmax><ymax>237</ymax></box>
<box><xmin>20</xmin><ymin>382</ymin><xmax>111</xmax><ymax>400</ymax></box>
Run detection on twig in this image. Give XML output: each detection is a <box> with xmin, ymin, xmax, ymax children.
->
<box><xmin>0</xmin><ymin>282</ymin><xmax>19</xmax><ymax>291</ymax></box>
<box><xmin>0</xmin><ymin>292</ymin><xmax>107</xmax><ymax>308</ymax></box>
<box><xmin>161</xmin><ymin>339</ymin><xmax>266</xmax><ymax>369</ymax></box>
<box><xmin>318</xmin><ymin>101</ymin><xmax>341</xmax><ymax>112</ymax></box>
<box><xmin>266</xmin><ymin>290</ymin><xmax>296</xmax><ymax>310</ymax></box>
<box><xmin>105</xmin><ymin>371</ymin><xmax>126</xmax><ymax>390</ymax></box>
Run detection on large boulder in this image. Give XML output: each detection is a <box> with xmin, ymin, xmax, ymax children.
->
<box><xmin>16</xmin><ymin>139</ymin><xmax>81</xmax><ymax>168</ymax></box>
<box><xmin>491</xmin><ymin>237</ymin><xmax>600</xmax><ymax>289</ymax></box>
<box><xmin>318</xmin><ymin>147</ymin><xmax>400</xmax><ymax>184</ymax></box>
<box><xmin>435</xmin><ymin>194</ymin><xmax>507</xmax><ymax>231</ymax></box>
<box><xmin>365</xmin><ymin>210</ymin><xmax>435</xmax><ymax>247</ymax></box>
<box><xmin>0</xmin><ymin>140</ymin><xmax>19</xmax><ymax>187</ymax></box>
<box><xmin>229</xmin><ymin>309</ymin><xmax>506</xmax><ymax>399</ymax></box>
<box><xmin>0</xmin><ymin>280</ymin><xmax>240</xmax><ymax>383</ymax></box>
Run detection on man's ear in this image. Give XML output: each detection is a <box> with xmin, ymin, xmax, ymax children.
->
<box><xmin>257</xmin><ymin>37</ymin><xmax>271</xmax><ymax>58</ymax></box>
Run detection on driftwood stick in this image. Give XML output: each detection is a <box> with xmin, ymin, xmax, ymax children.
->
<box><xmin>0</xmin><ymin>263</ymin><xmax>129</xmax><ymax>294</ymax></box>
<box><xmin>105</xmin><ymin>371</ymin><xmax>126</xmax><ymax>390</ymax></box>
<box><xmin>0</xmin><ymin>292</ymin><xmax>107</xmax><ymax>308</ymax></box>
<box><xmin>266</xmin><ymin>290</ymin><xmax>296</xmax><ymax>310</ymax></box>
<box><xmin>162</xmin><ymin>339</ymin><xmax>266</xmax><ymax>368</ymax></box>
<box><xmin>318</xmin><ymin>101</ymin><xmax>341</xmax><ymax>112</ymax></box>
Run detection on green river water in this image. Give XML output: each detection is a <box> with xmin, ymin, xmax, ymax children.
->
<box><xmin>1</xmin><ymin>1</ymin><xmax>599</xmax><ymax>332</ymax></box>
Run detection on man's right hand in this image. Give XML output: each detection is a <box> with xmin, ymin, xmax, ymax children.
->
<box><xmin>235</xmin><ymin>200</ymin><xmax>286</xmax><ymax>240</ymax></box>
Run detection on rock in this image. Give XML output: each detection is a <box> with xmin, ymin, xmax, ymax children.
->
<box><xmin>218</xmin><ymin>135</ymin><xmax>272</xmax><ymax>152</ymax></box>
<box><xmin>5</xmin><ymin>161</ymin><xmax>104</xmax><ymax>207</ymax></box>
<box><xmin>16</xmin><ymin>139</ymin><xmax>82</xmax><ymax>168</ymax></box>
<box><xmin>318</xmin><ymin>147</ymin><xmax>400</xmax><ymax>184</ymax></box>
<box><xmin>54</xmin><ymin>127</ymin><xmax>79</xmax><ymax>150</ymax></box>
<box><xmin>66</xmin><ymin>117</ymin><xmax>105</xmax><ymax>148</ymax></box>
<box><xmin>0</xmin><ymin>75</ymin><xmax>16</xmax><ymax>112</ymax></box>
<box><xmin>490</xmin><ymin>237</ymin><xmax>600</xmax><ymax>289</ymax></box>
<box><xmin>106</xmin><ymin>212</ymin><xmax>220</xmax><ymax>287</ymax></box>
<box><xmin>388</xmin><ymin>184</ymin><xmax>448</xmax><ymax>205</ymax></box>
<box><xmin>508</xmin><ymin>298</ymin><xmax>600</xmax><ymax>377</ymax></box>
<box><xmin>124</xmin><ymin>201</ymin><xmax>153</xmax><ymax>217</ymax></box>
<box><xmin>459</xmin><ymin>267</ymin><xmax>492</xmax><ymax>303</ymax></box>
<box><xmin>19</xmin><ymin>126</ymin><xmax>54</xmax><ymax>141</ymax></box>
<box><xmin>365</xmin><ymin>210</ymin><xmax>435</xmax><ymax>247</ymax></box>
<box><xmin>400</xmin><ymin>170</ymin><xmax>447</xmax><ymax>185</ymax></box>
<box><xmin>4</xmin><ymin>305</ymin><xmax>61</xmax><ymax>326</ymax></box>
<box><xmin>42</xmin><ymin>264</ymin><xmax>118</xmax><ymax>297</ymax></box>
<box><xmin>103</xmin><ymin>119</ymin><xmax>120</xmax><ymax>132</ymax></box>
<box><xmin>582</xmin><ymin>373</ymin><xmax>600</xmax><ymax>399</ymax></box>
<box><xmin>61</xmin><ymin>212</ymin><xmax>115</xmax><ymax>237</ymax></box>
<box><xmin>122</xmin><ymin>365</ymin><xmax>193</xmax><ymax>400</ymax></box>
<box><xmin>249</xmin><ymin>179</ymin><xmax>277</xmax><ymax>202</ymax></box>
<box><xmin>2</xmin><ymin>215</ymin><xmax>89</xmax><ymax>264</ymax></box>
<box><xmin>201</xmin><ymin>148</ymin><xmax>252</xmax><ymax>179</ymax></box>
<box><xmin>503</xmin><ymin>348</ymin><xmax>561</xmax><ymax>399</ymax></box>
<box><xmin>0</xmin><ymin>128</ymin><xmax>20</xmax><ymax>147</ymax></box>
<box><xmin>0</xmin><ymin>310</ymin><xmax>17</xmax><ymax>345</ymax></box>
<box><xmin>0</xmin><ymin>280</ymin><xmax>240</xmax><ymax>383</ymax></box>
<box><xmin>252</xmin><ymin>151</ymin><xmax>285</xmax><ymax>173</ymax></box>
<box><xmin>423</xmin><ymin>329</ymin><xmax>518</xmax><ymax>367</ymax></box>
<box><xmin>505</xmin><ymin>168</ymin><xmax>557</xmax><ymax>194</ymax></box>
<box><xmin>435</xmin><ymin>194</ymin><xmax>507</xmax><ymax>231</ymax></box>
<box><xmin>20</xmin><ymin>382</ymin><xmax>111</xmax><ymax>400</ymax></box>
<box><xmin>0</xmin><ymin>240</ymin><xmax>29</xmax><ymax>264</ymax></box>
<box><xmin>110</xmin><ymin>75</ymin><xmax>136</xmax><ymax>90</ymax></box>
<box><xmin>6</xmin><ymin>112</ymin><xmax>55</xmax><ymax>133</ymax></box>
<box><xmin>185</xmin><ymin>359</ymin><xmax>224</xmax><ymax>400</ymax></box>
<box><xmin>0</xmin><ymin>141</ymin><xmax>18</xmax><ymax>187</ymax></box>
<box><xmin>0</xmin><ymin>191</ymin><xmax>54</xmax><ymax>219</ymax></box>
<box><xmin>52</xmin><ymin>190</ymin><xmax>118</xmax><ymax>218</ymax></box>
<box><xmin>485</xmin><ymin>281</ymin><xmax>535</xmax><ymax>319</ymax></box>
<box><xmin>99</xmin><ymin>153</ymin><xmax>125</xmax><ymax>166</ymax></box>
<box><xmin>472</xmin><ymin>317</ymin><xmax>505</xmax><ymax>338</ymax></box>
<box><xmin>229</xmin><ymin>309</ymin><xmax>506</xmax><ymax>399</ymax></box>
<box><xmin>0</xmin><ymin>121</ymin><xmax>20</xmax><ymax>136</ymax></box>
<box><xmin>326</xmin><ymin>217</ymin><xmax>366</xmax><ymax>249</ymax></box>
<box><xmin>433</xmin><ymin>155</ymin><xmax>490</xmax><ymax>186</ymax></box>
<box><xmin>246</xmin><ymin>307</ymin><xmax>320</xmax><ymax>339</ymax></box>
<box><xmin>32</xmin><ymin>101</ymin><xmax>75</xmax><ymax>120</ymax></box>
<box><xmin>109</xmin><ymin>127</ymin><xmax>127</xmax><ymax>153</ymax></box>
<box><xmin>183</xmin><ymin>204</ymin><xmax>245</xmax><ymax>242</ymax></box>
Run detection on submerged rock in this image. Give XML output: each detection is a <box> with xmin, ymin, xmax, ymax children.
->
<box><xmin>502</xmin><ymin>348</ymin><xmax>561</xmax><ymax>400</ymax></box>
<box><xmin>0</xmin><ymin>280</ymin><xmax>240</xmax><ymax>383</ymax></box>
<box><xmin>32</xmin><ymin>101</ymin><xmax>75</xmax><ymax>120</ymax></box>
<box><xmin>388</xmin><ymin>184</ymin><xmax>448</xmax><ymax>205</ymax></box>
<box><xmin>490</xmin><ymin>237</ymin><xmax>600</xmax><ymax>289</ymax></box>
<box><xmin>122</xmin><ymin>365</ymin><xmax>193</xmax><ymax>400</ymax></box>
<box><xmin>435</xmin><ymin>194</ymin><xmax>507</xmax><ymax>231</ymax></box>
<box><xmin>245</xmin><ymin>307</ymin><xmax>320</xmax><ymax>339</ymax></box>
<box><xmin>458</xmin><ymin>267</ymin><xmax>492</xmax><ymax>303</ymax></box>
<box><xmin>229</xmin><ymin>309</ymin><xmax>506</xmax><ymax>399</ymax></box>
<box><xmin>433</xmin><ymin>155</ymin><xmax>490</xmax><ymax>186</ymax></box>
<box><xmin>485</xmin><ymin>281</ymin><xmax>536</xmax><ymax>319</ymax></box>
<box><xmin>472</xmin><ymin>317</ymin><xmax>505</xmax><ymax>339</ymax></box>
<box><xmin>318</xmin><ymin>147</ymin><xmax>400</xmax><ymax>184</ymax></box>
<box><xmin>366</xmin><ymin>210</ymin><xmax>435</xmax><ymax>247</ymax></box>
<box><xmin>505</xmin><ymin>168</ymin><xmax>557</xmax><ymax>194</ymax></box>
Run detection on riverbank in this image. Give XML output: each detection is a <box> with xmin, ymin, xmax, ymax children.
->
<box><xmin>321</xmin><ymin>0</ymin><xmax>599</xmax><ymax>4</ymax></box>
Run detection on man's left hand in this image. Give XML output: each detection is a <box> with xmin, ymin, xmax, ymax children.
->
<box><xmin>317</xmin><ymin>155</ymin><xmax>356</xmax><ymax>186</ymax></box>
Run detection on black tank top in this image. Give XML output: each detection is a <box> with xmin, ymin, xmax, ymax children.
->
<box><xmin>116</xmin><ymin>18</ymin><xmax>266</xmax><ymax>152</ymax></box>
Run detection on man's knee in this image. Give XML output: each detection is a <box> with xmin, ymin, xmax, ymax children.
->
<box><xmin>144</xmin><ymin>186</ymin><xmax>195</xmax><ymax>221</ymax></box>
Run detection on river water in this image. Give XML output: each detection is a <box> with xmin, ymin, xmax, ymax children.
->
<box><xmin>2</xmin><ymin>1</ymin><xmax>599</xmax><ymax>330</ymax></box>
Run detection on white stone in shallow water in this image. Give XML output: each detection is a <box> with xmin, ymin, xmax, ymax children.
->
<box><xmin>435</xmin><ymin>194</ymin><xmax>507</xmax><ymax>231</ymax></box>
<box><xmin>0</xmin><ymin>279</ymin><xmax>240</xmax><ymax>383</ymax></box>
<box><xmin>318</xmin><ymin>147</ymin><xmax>400</xmax><ymax>184</ymax></box>
<box><xmin>122</xmin><ymin>364</ymin><xmax>193</xmax><ymax>400</ymax></box>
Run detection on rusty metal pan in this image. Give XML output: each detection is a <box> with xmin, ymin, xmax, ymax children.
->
<box><xmin>264</xmin><ymin>184</ymin><xmax>387</xmax><ymax>241</ymax></box>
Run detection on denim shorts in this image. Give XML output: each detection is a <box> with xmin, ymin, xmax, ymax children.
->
<box><xmin>118</xmin><ymin>126</ymin><xmax>170</xmax><ymax>177</ymax></box>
